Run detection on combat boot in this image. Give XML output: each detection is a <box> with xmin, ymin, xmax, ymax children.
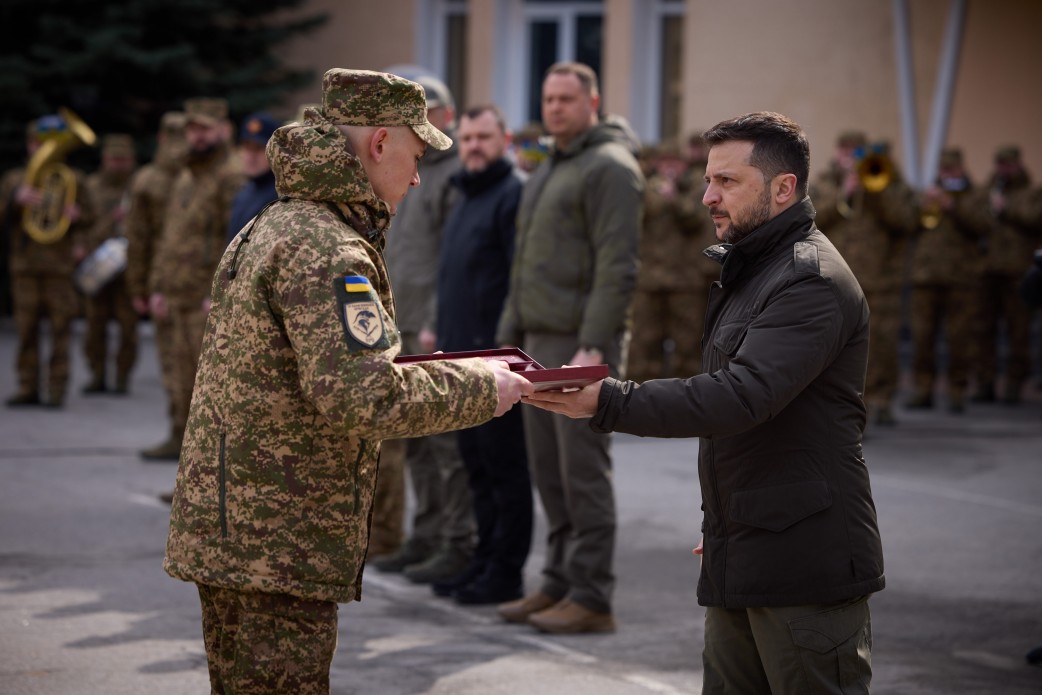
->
<box><xmin>370</xmin><ymin>537</ymin><xmax>435</xmax><ymax>573</ymax></box>
<box><xmin>140</xmin><ymin>435</ymin><xmax>182</xmax><ymax>462</ymax></box>
<box><xmin>527</xmin><ymin>599</ymin><xmax>616</xmax><ymax>634</ymax></box>
<box><xmin>497</xmin><ymin>591</ymin><xmax>558</xmax><ymax>624</ymax></box>
<box><xmin>403</xmin><ymin>545</ymin><xmax>471</xmax><ymax>584</ymax></box>
<box><xmin>905</xmin><ymin>392</ymin><xmax>933</xmax><ymax>409</ymax></box>
<box><xmin>82</xmin><ymin>378</ymin><xmax>107</xmax><ymax>395</ymax></box>
<box><xmin>5</xmin><ymin>392</ymin><xmax>41</xmax><ymax>407</ymax></box>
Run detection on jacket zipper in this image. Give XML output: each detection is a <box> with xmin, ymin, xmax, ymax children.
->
<box><xmin>218</xmin><ymin>433</ymin><xmax>228</xmax><ymax>539</ymax></box>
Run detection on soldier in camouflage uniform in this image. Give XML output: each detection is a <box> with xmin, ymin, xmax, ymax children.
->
<box><xmin>813</xmin><ymin>132</ymin><xmax>919</xmax><ymax>425</ymax></box>
<box><xmin>973</xmin><ymin>145</ymin><xmax>1042</xmax><ymax>404</ymax></box>
<box><xmin>163</xmin><ymin>68</ymin><xmax>532</xmax><ymax>694</ymax></box>
<box><xmin>147</xmin><ymin>99</ymin><xmax>244</xmax><ymax>461</ymax></box>
<box><xmin>1</xmin><ymin>115</ymin><xmax>96</xmax><ymax>408</ymax></box>
<box><xmin>81</xmin><ymin>134</ymin><xmax>138</xmax><ymax>394</ymax></box>
<box><xmin>627</xmin><ymin>140</ymin><xmax>714</xmax><ymax>381</ymax></box>
<box><xmin>906</xmin><ymin>148</ymin><xmax>990</xmax><ymax>413</ymax></box>
<box><xmin>124</xmin><ymin>112</ymin><xmax>187</xmax><ymax>456</ymax></box>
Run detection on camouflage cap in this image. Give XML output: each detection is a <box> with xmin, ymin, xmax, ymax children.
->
<box><xmin>102</xmin><ymin>133</ymin><xmax>135</xmax><ymax>158</ymax></box>
<box><xmin>160</xmin><ymin>111</ymin><xmax>187</xmax><ymax>134</ymax></box>
<box><xmin>321</xmin><ymin>68</ymin><xmax>452</xmax><ymax>150</ymax></box>
<box><xmin>837</xmin><ymin>130</ymin><xmax>868</xmax><ymax>149</ymax></box>
<box><xmin>414</xmin><ymin>74</ymin><xmax>455</xmax><ymax>111</ymax></box>
<box><xmin>995</xmin><ymin>144</ymin><xmax>1021</xmax><ymax>164</ymax></box>
<box><xmin>184</xmin><ymin>97</ymin><xmax>229</xmax><ymax>126</ymax></box>
<box><xmin>939</xmin><ymin>147</ymin><xmax>963</xmax><ymax>168</ymax></box>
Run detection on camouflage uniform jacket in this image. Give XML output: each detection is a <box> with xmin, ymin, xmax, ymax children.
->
<box><xmin>988</xmin><ymin>176</ymin><xmax>1042</xmax><ymax>275</ymax></box>
<box><xmin>496</xmin><ymin>119</ymin><xmax>645</xmax><ymax>353</ymax></box>
<box><xmin>382</xmin><ymin>137</ymin><xmax>460</xmax><ymax>334</ymax></box>
<box><xmin>638</xmin><ymin>173</ymin><xmax>712</xmax><ymax>291</ymax></box>
<box><xmin>124</xmin><ymin>153</ymin><xmax>182</xmax><ymax>299</ymax></box>
<box><xmin>163</xmin><ymin>112</ymin><xmax>499</xmax><ymax>603</ymax></box>
<box><xmin>149</xmin><ymin>144</ymin><xmax>243</xmax><ymax>306</ymax></box>
<box><xmin>910</xmin><ymin>185</ymin><xmax>990</xmax><ymax>287</ymax></box>
<box><xmin>1</xmin><ymin>165</ymin><xmax>96</xmax><ymax>275</ymax></box>
<box><xmin>813</xmin><ymin>172</ymin><xmax>919</xmax><ymax>292</ymax></box>
<box><xmin>84</xmin><ymin>169</ymin><xmax>134</xmax><ymax>250</ymax></box>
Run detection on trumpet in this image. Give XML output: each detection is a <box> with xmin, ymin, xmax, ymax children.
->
<box><xmin>22</xmin><ymin>107</ymin><xmax>97</xmax><ymax>244</ymax></box>
<box><xmin>920</xmin><ymin>180</ymin><xmax>968</xmax><ymax>230</ymax></box>
<box><xmin>857</xmin><ymin>152</ymin><xmax>893</xmax><ymax>193</ymax></box>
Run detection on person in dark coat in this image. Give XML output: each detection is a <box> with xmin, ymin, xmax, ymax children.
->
<box><xmin>524</xmin><ymin>112</ymin><xmax>884</xmax><ymax>695</ymax></box>
<box><xmin>226</xmin><ymin>112</ymin><xmax>280</xmax><ymax>244</ymax></box>
<box><xmin>431</xmin><ymin>104</ymin><xmax>533</xmax><ymax>605</ymax></box>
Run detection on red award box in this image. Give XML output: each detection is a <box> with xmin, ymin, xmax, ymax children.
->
<box><xmin>394</xmin><ymin>348</ymin><xmax>609</xmax><ymax>392</ymax></box>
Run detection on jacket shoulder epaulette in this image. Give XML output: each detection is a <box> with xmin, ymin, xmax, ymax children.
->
<box><xmin>793</xmin><ymin>240</ymin><xmax>820</xmax><ymax>276</ymax></box>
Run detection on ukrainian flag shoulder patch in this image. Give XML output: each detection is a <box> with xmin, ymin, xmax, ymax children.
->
<box><xmin>333</xmin><ymin>275</ymin><xmax>389</xmax><ymax>351</ymax></box>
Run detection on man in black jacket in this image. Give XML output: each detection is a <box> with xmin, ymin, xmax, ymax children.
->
<box><xmin>525</xmin><ymin>112</ymin><xmax>884</xmax><ymax>694</ymax></box>
<box><xmin>431</xmin><ymin>104</ymin><xmax>532</xmax><ymax>604</ymax></box>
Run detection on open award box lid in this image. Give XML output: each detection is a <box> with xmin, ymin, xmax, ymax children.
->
<box><xmin>393</xmin><ymin>348</ymin><xmax>608</xmax><ymax>392</ymax></box>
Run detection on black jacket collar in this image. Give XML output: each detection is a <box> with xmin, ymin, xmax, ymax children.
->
<box><xmin>707</xmin><ymin>197</ymin><xmax>817</xmax><ymax>286</ymax></box>
<box><xmin>451</xmin><ymin>157</ymin><xmax>514</xmax><ymax>197</ymax></box>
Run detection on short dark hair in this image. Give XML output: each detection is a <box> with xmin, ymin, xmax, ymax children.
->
<box><xmin>461</xmin><ymin>104</ymin><xmax>508</xmax><ymax>133</ymax></box>
<box><xmin>545</xmin><ymin>62</ymin><xmax>599</xmax><ymax>98</ymax></box>
<box><xmin>703</xmin><ymin>112</ymin><xmax>810</xmax><ymax>198</ymax></box>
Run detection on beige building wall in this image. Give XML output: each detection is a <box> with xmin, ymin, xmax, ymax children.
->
<box><xmin>276</xmin><ymin>0</ymin><xmax>417</xmax><ymax>116</ymax></box>
<box><xmin>276</xmin><ymin>1</ymin><xmax>1041</xmax><ymax>183</ymax></box>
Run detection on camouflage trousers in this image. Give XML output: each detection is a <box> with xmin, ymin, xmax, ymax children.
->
<box><xmin>10</xmin><ymin>271</ymin><xmax>76</xmax><ymax>402</ymax></box>
<box><xmin>627</xmin><ymin>287</ymin><xmax>708</xmax><ymax>382</ymax></box>
<box><xmin>864</xmin><ymin>288</ymin><xmax>901</xmax><ymax>408</ymax></box>
<box><xmin>83</xmin><ymin>275</ymin><xmax>138</xmax><ymax>388</ymax></box>
<box><xmin>154</xmin><ymin>311</ymin><xmax>177</xmax><ymax>423</ymax></box>
<box><xmin>368</xmin><ymin>438</ymin><xmax>405</xmax><ymax>557</ymax></box>
<box><xmin>169</xmin><ymin>302</ymin><xmax>207</xmax><ymax>438</ymax></box>
<box><xmin>197</xmin><ymin>584</ymin><xmax>338</xmax><ymax>695</ymax></box>
<box><xmin>975</xmin><ymin>271</ymin><xmax>1033</xmax><ymax>391</ymax></box>
<box><xmin>909</xmin><ymin>283</ymin><xmax>977</xmax><ymax>400</ymax></box>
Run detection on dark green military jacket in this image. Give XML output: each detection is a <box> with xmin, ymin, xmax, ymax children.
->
<box><xmin>496</xmin><ymin>119</ymin><xmax>644</xmax><ymax>355</ymax></box>
<box><xmin>164</xmin><ymin>111</ymin><xmax>498</xmax><ymax>603</ymax></box>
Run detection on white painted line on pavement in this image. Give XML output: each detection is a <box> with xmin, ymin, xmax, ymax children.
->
<box><xmin>363</xmin><ymin>571</ymin><xmax>691</xmax><ymax>692</ymax></box>
<box><xmin>873</xmin><ymin>474</ymin><xmax>1042</xmax><ymax>518</ymax></box>
<box><xmin>127</xmin><ymin>492</ymin><xmax>170</xmax><ymax>510</ymax></box>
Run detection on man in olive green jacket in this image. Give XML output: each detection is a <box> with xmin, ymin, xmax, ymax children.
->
<box><xmin>496</xmin><ymin>62</ymin><xmax>644</xmax><ymax>634</ymax></box>
<box><xmin>164</xmin><ymin>69</ymin><xmax>532</xmax><ymax>694</ymax></box>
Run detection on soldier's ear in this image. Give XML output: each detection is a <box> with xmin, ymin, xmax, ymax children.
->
<box><xmin>369</xmin><ymin>127</ymin><xmax>391</xmax><ymax>163</ymax></box>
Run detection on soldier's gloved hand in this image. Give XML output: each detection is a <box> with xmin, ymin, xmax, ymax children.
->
<box><xmin>490</xmin><ymin>360</ymin><xmax>534</xmax><ymax>417</ymax></box>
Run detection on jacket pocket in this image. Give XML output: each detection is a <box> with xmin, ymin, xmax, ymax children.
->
<box><xmin>713</xmin><ymin>319</ymin><xmax>750</xmax><ymax>357</ymax></box>
<box><xmin>729</xmin><ymin>480</ymin><xmax>832</xmax><ymax>532</ymax></box>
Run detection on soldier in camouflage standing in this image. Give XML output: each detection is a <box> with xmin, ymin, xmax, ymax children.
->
<box><xmin>974</xmin><ymin>145</ymin><xmax>1042</xmax><ymax>404</ymax></box>
<box><xmin>371</xmin><ymin>75</ymin><xmax>478</xmax><ymax>584</ymax></box>
<box><xmin>906</xmin><ymin>148</ymin><xmax>990</xmax><ymax>413</ymax></box>
<box><xmin>813</xmin><ymin>132</ymin><xmax>918</xmax><ymax>425</ymax></box>
<box><xmin>163</xmin><ymin>68</ymin><xmax>532</xmax><ymax>694</ymax></box>
<box><xmin>81</xmin><ymin>134</ymin><xmax>138</xmax><ymax>395</ymax></box>
<box><xmin>125</xmin><ymin>112</ymin><xmax>187</xmax><ymax>457</ymax></box>
<box><xmin>1</xmin><ymin>115</ymin><xmax>96</xmax><ymax>408</ymax></box>
<box><xmin>627</xmin><ymin>140</ymin><xmax>714</xmax><ymax>381</ymax></box>
<box><xmin>147</xmin><ymin>99</ymin><xmax>244</xmax><ymax>461</ymax></box>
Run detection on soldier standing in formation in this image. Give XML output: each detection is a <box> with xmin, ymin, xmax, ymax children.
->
<box><xmin>147</xmin><ymin>98</ymin><xmax>244</xmax><ymax>461</ymax></box>
<box><xmin>2</xmin><ymin>114</ymin><xmax>96</xmax><ymax>408</ymax></box>
<box><xmin>372</xmin><ymin>75</ymin><xmax>477</xmax><ymax>585</ymax></box>
<box><xmin>974</xmin><ymin>145</ymin><xmax>1041</xmax><ymax>404</ymax></box>
<box><xmin>163</xmin><ymin>68</ymin><xmax>531</xmax><ymax>693</ymax></box>
<box><xmin>813</xmin><ymin>132</ymin><xmax>919</xmax><ymax>425</ymax></box>
<box><xmin>81</xmin><ymin>134</ymin><xmax>138</xmax><ymax>395</ymax></box>
<box><xmin>125</xmin><ymin>112</ymin><xmax>188</xmax><ymax>459</ymax></box>
<box><xmin>627</xmin><ymin>138</ymin><xmax>713</xmax><ymax>382</ymax></box>
<box><xmin>905</xmin><ymin>148</ymin><xmax>991</xmax><ymax>413</ymax></box>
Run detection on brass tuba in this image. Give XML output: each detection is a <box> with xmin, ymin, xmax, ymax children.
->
<box><xmin>857</xmin><ymin>152</ymin><xmax>893</xmax><ymax>193</ymax></box>
<box><xmin>22</xmin><ymin>107</ymin><xmax>97</xmax><ymax>244</ymax></box>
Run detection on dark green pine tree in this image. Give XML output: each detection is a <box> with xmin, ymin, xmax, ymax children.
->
<box><xmin>0</xmin><ymin>0</ymin><xmax>328</xmax><ymax>170</ymax></box>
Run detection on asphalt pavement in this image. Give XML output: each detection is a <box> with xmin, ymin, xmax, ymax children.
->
<box><xmin>1</xmin><ymin>318</ymin><xmax>1040</xmax><ymax>695</ymax></box>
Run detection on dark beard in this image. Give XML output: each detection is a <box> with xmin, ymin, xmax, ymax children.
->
<box><xmin>721</xmin><ymin>187</ymin><xmax>772</xmax><ymax>245</ymax></box>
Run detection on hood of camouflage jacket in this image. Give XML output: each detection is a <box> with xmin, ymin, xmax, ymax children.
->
<box><xmin>267</xmin><ymin>108</ymin><xmax>392</xmax><ymax>238</ymax></box>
